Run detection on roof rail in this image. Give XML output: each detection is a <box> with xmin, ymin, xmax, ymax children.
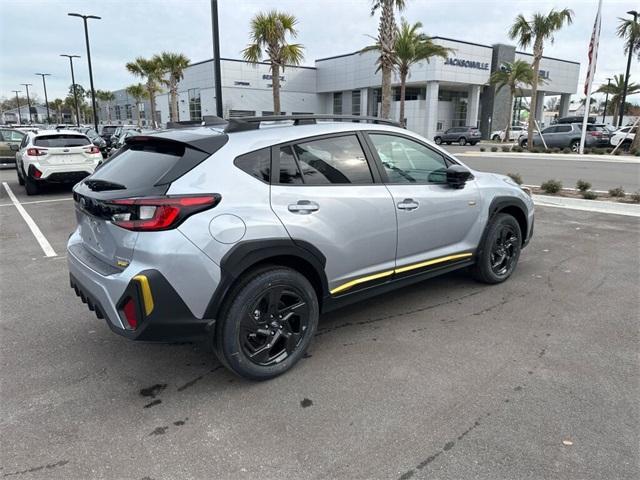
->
<box><xmin>166</xmin><ymin>116</ymin><xmax>227</xmax><ymax>130</ymax></box>
<box><xmin>224</xmin><ymin>114</ymin><xmax>402</xmax><ymax>133</ymax></box>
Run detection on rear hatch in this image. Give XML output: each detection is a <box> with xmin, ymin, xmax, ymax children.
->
<box><xmin>34</xmin><ymin>134</ymin><xmax>93</xmax><ymax>164</ymax></box>
<box><xmin>72</xmin><ymin>131</ymin><xmax>228</xmax><ymax>269</ymax></box>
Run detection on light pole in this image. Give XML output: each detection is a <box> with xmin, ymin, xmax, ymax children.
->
<box><xmin>210</xmin><ymin>0</ymin><xmax>223</xmax><ymax>118</ymax></box>
<box><xmin>35</xmin><ymin>73</ymin><xmax>51</xmax><ymax>124</ymax></box>
<box><xmin>61</xmin><ymin>54</ymin><xmax>82</xmax><ymax>127</ymax></box>
<box><xmin>11</xmin><ymin>90</ymin><xmax>22</xmax><ymax>124</ymax></box>
<box><xmin>21</xmin><ymin>83</ymin><xmax>33</xmax><ymax>123</ymax></box>
<box><xmin>619</xmin><ymin>10</ymin><xmax>638</xmax><ymax>127</ymax></box>
<box><xmin>602</xmin><ymin>77</ymin><xmax>611</xmax><ymax>123</ymax></box>
<box><xmin>68</xmin><ymin>12</ymin><xmax>101</xmax><ymax>131</ymax></box>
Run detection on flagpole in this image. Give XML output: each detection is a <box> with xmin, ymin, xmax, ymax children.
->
<box><xmin>579</xmin><ymin>0</ymin><xmax>603</xmax><ymax>154</ymax></box>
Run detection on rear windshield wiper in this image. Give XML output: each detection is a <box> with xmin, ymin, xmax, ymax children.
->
<box><xmin>84</xmin><ymin>179</ymin><xmax>127</xmax><ymax>191</ymax></box>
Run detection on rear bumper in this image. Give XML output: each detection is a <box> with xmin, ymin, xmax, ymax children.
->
<box><xmin>67</xmin><ymin>232</ymin><xmax>218</xmax><ymax>342</ymax></box>
<box><xmin>29</xmin><ymin>162</ymin><xmax>97</xmax><ymax>182</ymax></box>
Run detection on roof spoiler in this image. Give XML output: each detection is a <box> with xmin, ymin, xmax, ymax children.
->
<box><xmin>224</xmin><ymin>114</ymin><xmax>402</xmax><ymax>133</ymax></box>
<box><xmin>166</xmin><ymin>116</ymin><xmax>227</xmax><ymax>129</ymax></box>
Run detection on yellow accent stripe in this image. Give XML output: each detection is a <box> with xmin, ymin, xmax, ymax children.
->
<box><xmin>393</xmin><ymin>252</ymin><xmax>473</xmax><ymax>274</ymax></box>
<box><xmin>133</xmin><ymin>275</ymin><xmax>154</xmax><ymax>316</ymax></box>
<box><xmin>330</xmin><ymin>252</ymin><xmax>473</xmax><ymax>295</ymax></box>
<box><xmin>330</xmin><ymin>269</ymin><xmax>395</xmax><ymax>295</ymax></box>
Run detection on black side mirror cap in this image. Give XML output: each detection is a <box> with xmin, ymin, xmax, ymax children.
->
<box><xmin>446</xmin><ymin>165</ymin><xmax>473</xmax><ymax>189</ymax></box>
<box><xmin>9</xmin><ymin>144</ymin><xmax>19</xmax><ymax>151</ymax></box>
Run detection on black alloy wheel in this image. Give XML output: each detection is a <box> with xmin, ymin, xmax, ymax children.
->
<box><xmin>490</xmin><ymin>223</ymin><xmax>519</xmax><ymax>277</ymax></box>
<box><xmin>240</xmin><ymin>285</ymin><xmax>310</xmax><ymax>366</ymax></box>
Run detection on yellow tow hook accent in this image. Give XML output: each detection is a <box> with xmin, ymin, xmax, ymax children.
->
<box><xmin>133</xmin><ymin>275</ymin><xmax>154</xmax><ymax>316</ymax></box>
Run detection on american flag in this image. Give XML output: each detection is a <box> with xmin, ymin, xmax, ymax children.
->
<box><xmin>584</xmin><ymin>0</ymin><xmax>602</xmax><ymax>95</ymax></box>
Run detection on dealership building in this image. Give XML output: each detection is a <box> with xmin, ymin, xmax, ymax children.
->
<box><xmin>101</xmin><ymin>36</ymin><xmax>580</xmax><ymax>139</ymax></box>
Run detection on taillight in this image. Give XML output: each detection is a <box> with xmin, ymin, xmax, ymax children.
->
<box><xmin>588</xmin><ymin>131</ymin><xmax>602</xmax><ymax>137</ymax></box>
<box><xmin>108</xmin><ymin>194</ymin><xmax>221</xmax><ymax>231</ymax></box>
<box><xmin>85</xmin><ymin>146</ymin><xmax>101</xmax><ymax>154</ymax></box>
<box><xmin>26</xmin><ymin>148</ymin><xmax>47</xmax><ymax>156</ymax></box>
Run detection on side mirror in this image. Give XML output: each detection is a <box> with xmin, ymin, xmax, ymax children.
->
<box><xmin>10</xmin><ymin>144</ymin><xmax>19</xmax><ymax>151</ymax></box>
<box><xmin>446</xmin><ymin>165</ymin><xmax>473</xmax><ymax>189</ymax></box>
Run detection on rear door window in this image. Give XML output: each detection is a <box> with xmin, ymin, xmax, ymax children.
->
<box><xmin>292</xmin><ymin>135</ymin><xmax>373</xmax><ymax>185</ymax></box>
<box><xmin>555</xmin><ymin>125</ymin><xmax>572</xmax><ymax>133</ymax></box>
<box><xmin>34</xmin><ymin>134</ymin><xmax>90</xmax><ymax>147</ymax></box>
<box><xmin>278</xmin><ymin>145</ymin><xmax>303</xmax><ymax>184</ymax></box>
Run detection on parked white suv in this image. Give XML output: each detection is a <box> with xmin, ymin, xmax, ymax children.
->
<box><xmin>491</xmin><ymin>126</ymin><xmax>525</xmax><ymax>142</ymax></box>
<box><xmin>13</xmin><ymin>130</ymin><xmax>102</xmax><ymax>195</ymax></box>
<box><xmin>610</xmin><ymin>126</ymin><xmax>636</xmax><ymax>150</ymax></box>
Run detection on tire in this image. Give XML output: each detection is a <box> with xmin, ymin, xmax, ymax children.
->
<box><xmin>492</xmin><ymin>135</ymin><xmax>500</xmax><ymax>141</ymax></box>
<box><xmin>214</xmin><ymin>267</ymin><xmax>319</xmax><ymax>381</ymax></box>
<box><xmin>434</xmin><ymin>137</ymin><xmax>442</xmax><ymax>145</ymax></box>
<box><xmin>520</xmin><ymin>139</ymin><xmax>528</xmax><ymax>149</ymax></box>
<box><xmin>472</xmin><ymin>213</ymin><xmax>522</xmax><ymax>284</ymax></box>
<box><xmin>24</xmin><ymin>176</ymin><xmax>39</xmax><ymax>195</ymax></box>
<box><xmin>16</xmin><ymin>164</ymin><xmax>24</xmax><ymax>186</ymax></box>
<box><xmin>570</xmin><ymin>140</ymin><xmax>580</xmax><ymax>152</ymax></box>
<box><xmin>458</xmin><ymin>137</ymin><xmax>467</xmax><ymax>146</ymax></box>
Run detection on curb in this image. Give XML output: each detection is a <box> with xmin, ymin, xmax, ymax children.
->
<box><xmin>532</xmin><ymin>194</ymin><xmax>640</xmax><ymax>217</ymax></box>
<box><xmin>458</xmin><ymin>151</ymin><xmax>639</xmax><ymax>164</ymax></box>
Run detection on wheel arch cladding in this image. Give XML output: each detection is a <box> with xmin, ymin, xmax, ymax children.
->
<box><xmin>489</xmin><ymin>197</ymin><xmax>529</xmax><ymax>246</ymax></box>
<box><xmin>204</xmin><ymin>238</ymin><xmax>328</xmax><ymax>320</ymax></box>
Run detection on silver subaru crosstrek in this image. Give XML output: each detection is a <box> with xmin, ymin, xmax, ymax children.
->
<box><xmin>68</xmin><ymin>115</ymin><xmax>534</xmax><ymax>380</ymax></box>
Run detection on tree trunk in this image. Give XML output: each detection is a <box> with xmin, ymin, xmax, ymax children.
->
<box><xmin>504</xmin><ymin>88</ymin><xmax>514</xmax><ymax>143</ymax></box>
<box><xmin>399</xmin><ymin>70</ymin><xmax>407</xmax><ymax>126</ymax></box>
<box><xmin>271</xmin><ymin>63</ymin><xmax>281</xmax><ymax>115</ymax></box>
<box><xmin>527</xmin><ymin>40</ymin><xmax>542</xmax><ymax>151</ymax></box>
<box><xmin>170</xmin><ymin>81</ymin><xmax>179</xmax><ymax>122</ymax></box>
<box><xmin>136</xmin><ymin>103</ymin><xmax>142</xmax><ymax>127</ymax></box>
<box><xmin>630</xmin><ymin>126</ymin><xmax>639</xmax><ymax>152</ymax></box>
<box><xmin>379</xmin><ymin>0</ymin><xmax>396</xmax><ymax>119</ymax></box>
<box><xmin>148</xmin><ymin>82</ymin><xmax>157</xmax><ymax>128</ymax></box>
<box><xmin>612</xmin><ymin>101</ymin><xmax>619</xmax><ymax>127</ymax></box>
<box><xmin>107</xmin><ymin>101</ymin><xmax>112</xmax><ymax>122</ymax></box>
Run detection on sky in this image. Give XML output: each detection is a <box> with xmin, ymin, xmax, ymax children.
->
<box><xmin>0</xmin><ymin>0</ymin><xmax>638</xmax><ymax>104</ymax></box>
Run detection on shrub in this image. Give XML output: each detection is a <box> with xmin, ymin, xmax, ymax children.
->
<box><xmin>541</xmin><ymin>179</ymin><xmax>562</xmax><ymax>194</ymax></box>
<box><xmin>606</xmin><ymin>148</ymin><xmax>613</xmax><ymax>154</ymax></box>
<box><xmin>479</xmin><ymin>147</ymin><xmax>486</xmax><ymax>152</ymax></box>
<box><xmin>501</xmin><ymin>145</ymin><xmax>511</xmax><ymax>152</ymax></box>
<box><xmin>576</xmin><ymin>179</ymin><xmax>591</xmax><ymax>192</ymax></box>
<box><xmin>507</xmin><ymin>173</ymin><xmax>523</xmax><ymax>185</ymax></box>
<box><xmin>513</xmin><ymin>145</ymin><xmax>523</xmax><ymax>153</ymax></box>
<box><xmin>630</xmin><ymin>148</ymin><xmax>638</xmax><ymax>155</ymax></box>
<box><xmin>583</xmin><ymin>148</ymin><xmax>591</xmax><ymax>154</ymax></box>
<box><xmin>614</xmin><ymin>149</ymin><xmax>621</xmax><ymax>156</ymax></box>
<box><xmin>582</xmin><ymin>190</ymin><xmax>598</xmax><ymax>200</ymax></box>
<box><xmin>562</xmin><ymin>148</ymin><xmax>571</xmax><ymax>154</ymax></box>
<box><xmin>491</xmin><ymin>146</ymin><xmax>498</xmax><ymax>152</ymax></box>
<box><xmin>608</xmin><ymin>186</ymin><xmax>625</xmax><ymax>197</ymax></box>
<box><xmin>630</xmin><ymin>191</ymin><xmax>640</xmax><ymax>203</ymax></box>
<box><xmin>634</xmin><ymin>150</ymin><xmax>640</xmax><ymax>157</ymax></box>
<box><xmin>595</xmin><ymin>148</ymin><xmax>605</xmax><ymax>155</ymax></box>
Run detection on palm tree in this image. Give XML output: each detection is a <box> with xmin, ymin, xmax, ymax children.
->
<box><xmin>509</xmin><ymin>8</ymin><xmax>573</xmax><ymax>150</ymax></box>
<box><xmin>95</xmin><ymin>90</ymin><xmax>115</xmax><ymax>122</ymax></box>
<box><xmin>595</xmin><ymin>74</ymin><xmax>640</xmax><ymax>126</ymax></box>
<box><xmin>242</xmin><ymin>11</ymin><xmax>304</xmax><ymax>115</ymax></box>
<box><xmin>370</xmin><ymin>0</ymin><xmax>406</xmax><ymax>119</ymax></box>
<box><xmin>126</xmin><ymin>57</ymin><xmax>163</xmax><ymax>128</ymax></box>
<box><xmin>363</xmin><ymin>19</ymin><xmax>452</xmax><ymax>125</ymax></box>
<box><xmin>156</xmin><ymin>52</ymin><xmax>190</xmax><ymax>122</ymax></box>
<box><xmin>489</xmin><ymin>60</ymin><xmax>535</xmax><ymax>142</ymax></box>
<box><xmin>617</xmin><ymin>15</ymin><xmax>640</xmax><ymax>61</ymax></box>
<box><xmin>50</xmin><ymin>98</ymin><xmax>64</xmax><ymax>123</ymax></box>
<box><xmin>126</xmin><ymin>84</ymin><xmax>148</xmax><ymax>127</ymax></box>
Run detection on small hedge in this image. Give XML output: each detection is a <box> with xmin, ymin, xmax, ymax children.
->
<box><xmin>501</xmin><ymin>145</ymin><xmax>511</xmax><ymax>152</ymax></box>
<box><xmin>608</xmin><ymin>186</ymin><xmax>625</xmax><ymax>197</ymax></box>
<box><xmin>582</xmin><ymin>191</ymin><xmax>598</xmax><ymax>200</ymax></box>
<box><xmin>576</xmin><ymin>179</ymin><xmax>591</xmax><ymax>192</ymax></box>
<box><xmin>507</xmin><ymin>173</ymin><xmax>523</xmax><ymax>185</ymax></box>
<box><xmin>541</xmin><ymin>179</ymin><xmax>562</xmax><ymax>194</ymax></box>
<box><xmin>491</xmin><ymin>146</ymin><xmax>498</xmax><ymax>152</ymax></box>
<box><xmin>631</xmin><ymin>191</ymin><xmax>640</xmax><ymax>203</ymax></box>
<box><xmin>479</xmin><ymin>147</ymin><xmax>486</xmax><ymax>152</ymax></box>
<box><xmin>562</xmin><ymin>148</ymin><xmax>571</xmax><ymax>154</ymax></box>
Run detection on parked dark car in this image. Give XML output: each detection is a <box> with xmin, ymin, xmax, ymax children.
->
<box><xmin>519</xmin><ymin>123</ymin><xmax>610</xmax><ymax>151</ymax></box>
<box><xmin>72</xmin><ymin>127</ymin><xmax>108</xmax><ymax>157</ymax></box>
<box><xmin>434</xmin><ymin>126</ymin><xmax>482</xmax><ymax>146</ymax></box>
<box><xmin>99</xmin><ymin>125</ymin><xmax>119</xmax><ymax>147</ymax></box>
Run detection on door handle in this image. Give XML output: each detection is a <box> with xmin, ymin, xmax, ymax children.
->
<box><xmin>397</xmin><ymin>198</ymin><xmax>419</xmax><ymax>211</ymax></box>
<box><xmin>288</xmin><ymin>200</ymin><xmax>319</xmax><ymax>214</ymax></box>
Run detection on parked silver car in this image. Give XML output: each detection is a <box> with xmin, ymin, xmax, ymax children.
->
<box><xmin>68</xmin><ymin>115</ymin><xmax>534</xmax><ymax>380</ymax></box>
<box><xmin>519</xmin><ymin>123</ymin><xmax>611</xmax><ymax>151</ymax></box>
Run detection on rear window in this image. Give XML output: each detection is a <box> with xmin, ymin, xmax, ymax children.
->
<box><xmin>234</xmin><ymin>148</ymin><xmax>270</xmax><ymax>183</ymax></box>
<box><xmin>34</xmin><ymin>134</ymin><xmax>90</xmax><ymax>147</ymax></box>
<box><xmin>91</xmin><ymin>141</ymin><xmax>187</xmax><ymax>190</ymax></box>
<box><xmin>101</xmin><ymin>126</ymin><xmax>117</xmax><ymax>135</ymax></box>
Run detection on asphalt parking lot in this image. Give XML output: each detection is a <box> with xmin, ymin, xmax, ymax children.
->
<box><xmin>1</xmin><ymin>168</ymin><xmax>638</xmax><ymax>480</ymax></box>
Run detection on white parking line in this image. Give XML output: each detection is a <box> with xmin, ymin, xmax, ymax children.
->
<box><xmin>0</xmin><ymin>197</ymin><xmax>73</xmax><ymax>208</ymax></box>
<box><xmin>2</xmin><ymin>182</ymin><xmax>57</xmax><ymax>257</ymax></box>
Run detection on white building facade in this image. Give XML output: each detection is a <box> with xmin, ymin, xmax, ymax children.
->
<box><xmin>103</xmin><ymin>37</ymin><xmax>580</xmax><ymax>139</ymax></box>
